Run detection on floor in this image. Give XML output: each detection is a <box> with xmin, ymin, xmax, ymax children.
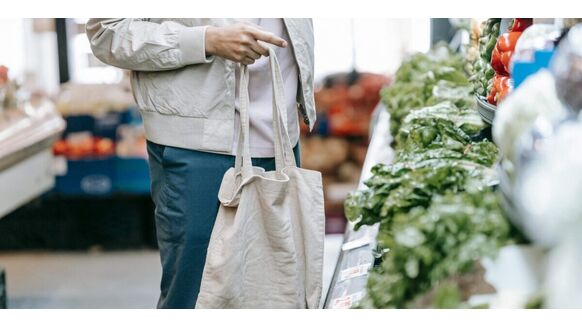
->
<box><xmin>0</xmin><ymin>234</ymin><xmax>344</xmax><ymax>309</ymax></box>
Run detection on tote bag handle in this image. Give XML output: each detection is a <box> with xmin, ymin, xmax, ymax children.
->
<box><xmin>234</xmin><ymin>47</ymin><xmax>297</xmax><ymax>177</ymax></box>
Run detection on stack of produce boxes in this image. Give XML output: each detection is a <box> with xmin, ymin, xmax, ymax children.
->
<box><xmin>344</xmin><ymin>45</ymin><xmax>519</xmax><ymax>308</ymax></box>
<box><xmin>52</xmin><ymin>108</ymin><xmax>149</xmax><ymax>196</ymax></box>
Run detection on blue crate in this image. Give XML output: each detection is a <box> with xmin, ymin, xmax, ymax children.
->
<box><xmin>114</xmin><ymin>157</ymin><xmax>151</xmax><ymax>194</ymax></box>
<box><xmin>55</xmin><ymin>157</ymin><xmax>116</xmax><ymax>196</ymax></box>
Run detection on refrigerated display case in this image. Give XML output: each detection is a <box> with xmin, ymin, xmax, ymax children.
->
<box><xmin>0</xmin><ymin>98</ymin><xmax>65</xmax><ymax>218</ymax></box>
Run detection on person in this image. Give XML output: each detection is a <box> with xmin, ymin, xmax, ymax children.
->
<box><xmin>86</xmin><ymin>18</ymin><xmax>315</xmax><ymax>308</ymax></box>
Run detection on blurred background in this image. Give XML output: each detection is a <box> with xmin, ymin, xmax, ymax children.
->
<box><xmin>0</xmin><ymin>18</ymin><xmax>432</xmax><ymax>308</ymax></box>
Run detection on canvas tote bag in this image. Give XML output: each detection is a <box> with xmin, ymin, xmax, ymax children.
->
<box><xmin>195</xmin><ymin>48</ymin><xmax>325</xmax><ymax>309</ymax></box>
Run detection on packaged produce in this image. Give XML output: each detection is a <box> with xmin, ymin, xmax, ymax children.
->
<box><xmin>513</xmin><ymin>24</ymin><xmax>560</xmax><ymax>61</ymax></box>
<box><xmin>551</xmin><ymin>24</ymin><xmax>582</xmax><ymax>113</ymax></box>
<box><xmin>492</xmin><ymin>69</ymin><xmax>567</xmax><ymax>163</ymax></box>
<box><xmin>516</xmin><ymin>120</ymin><xmax>582</xmax><ymax>247</ymax></box>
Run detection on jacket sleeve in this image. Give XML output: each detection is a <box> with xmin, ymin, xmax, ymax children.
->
<box><xmin>86</xmin><ymin>18</ymin><xmax>214</xmax><ymax>71</ymax></box>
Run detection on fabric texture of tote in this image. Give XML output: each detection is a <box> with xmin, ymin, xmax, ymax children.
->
<box><xmin>195</xmin><ymin>48</ymin><xmax>325</xmax><ymax>309</ymax></box>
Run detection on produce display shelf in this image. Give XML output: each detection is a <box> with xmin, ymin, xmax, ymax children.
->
<box><xmin>324</xmin><ymin>104</ymin><xmax>394</xmax><ymax>309</ymax></box>
<box><xmin>322</xmin><ymin>105</ymin><xmax>544</xmax><ymax>309</ymax></box>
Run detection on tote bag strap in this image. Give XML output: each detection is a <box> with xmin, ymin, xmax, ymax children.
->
<box><xmin>268</xmin><ymin>47</ymin><xmax>297</xmax><ymax>171</ymax></box>
<box><xmin>233</xmin><ymin>65</ymin><xmax>253</xmax><ymax>177</ymax></box>
<box><xmin>234</xmin><ymin>47</ymin><xmax>297</xmax><ymax>177</ymax></box>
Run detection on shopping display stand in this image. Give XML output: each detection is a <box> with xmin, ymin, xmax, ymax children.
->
<box><xmin>324</xmin><ymin>104</ymin><xmax>393</xmax><ymax>309</ymax></box>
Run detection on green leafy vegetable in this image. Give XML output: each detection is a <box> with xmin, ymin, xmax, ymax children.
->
<box><xmin>345</xmin><ymin>160</ymin><xmax>497</xmax><ymax>229</ymax></box>
<box><xmin>381</xmin><ymin>45</ymin><xmax>471</xmax><ymax>139</ymax></box>
<box><xmin>344</xmin><ymin>42</ymin><xmax>512</xmax><ymax>309</ymax></box>
<box><xmin>363</xmin><ymin>190</ymin><xmax>511</xmax><ymax>308</ymax></box>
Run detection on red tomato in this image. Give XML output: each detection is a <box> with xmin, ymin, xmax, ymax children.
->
<box><xmin>53</xmin><ymin>140</ymin><xmax>68</xmax><ymax>156</ymax></box>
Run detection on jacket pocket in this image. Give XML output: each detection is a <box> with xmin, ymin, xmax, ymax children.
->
<box><xmin>132</xmin><ymin>69</ymin><xmax>208</xmax><ymax>118</ymax></box>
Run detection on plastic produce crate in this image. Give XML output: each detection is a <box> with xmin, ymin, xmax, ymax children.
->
<box><xmin>0</xmin><ymin>266</ymin><xmax>6</xmax><ymax>309</ymax></box>
<box><xmin>55</xmin><ymin>157</ymin><xmax>116</xmax><ymax>196</ymax></box>
<box><xmin>115</xmin><ymin>157</ymin><xmax>151</xmax><ymax>194</ymax></box>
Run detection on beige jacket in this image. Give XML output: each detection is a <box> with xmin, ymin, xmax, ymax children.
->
<box><xmin>86</xmin><ymin>18</ymin><xmax>315</xmax><ymax>154</ymax></box>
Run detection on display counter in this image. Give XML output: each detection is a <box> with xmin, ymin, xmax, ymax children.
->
<box><xmin>0</xmin><ymin>100</ymin><xmax>65</xmax><ymax>218</ymax></box>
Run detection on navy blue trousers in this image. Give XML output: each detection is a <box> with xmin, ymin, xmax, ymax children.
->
<box><xmin>147</xmin><ymin>140</ymin><xmax>300</xmax><ymax>308</ymax></box>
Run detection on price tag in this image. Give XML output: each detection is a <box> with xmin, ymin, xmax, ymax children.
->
<box><xmin>339</xmin><ymin>263</ymin><xmax>372</xmax><ymax>282</ymax></box>
<box><xmin>331</xmin><ymin>291</ymin><xmax>365</xmax><ymax>309</ymax></box>
<box><xmin>341</xmin><ymin>237</ymin><xmax>371</xmax><ymax>251</ymax></box>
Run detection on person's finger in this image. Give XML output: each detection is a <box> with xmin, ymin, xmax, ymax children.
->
<box><xmin>249</xmin><ymin>40</ymin><xmax>269</xmax><ymax>57</ymax></box>
<box><xmin>250</xmin><ymin>30</ymin><xmax>287</xmax><ymax>48</ymax></box>
<box><xmin>242</xmin><ymin>57</ymin><xmax>255</xmax><ymax>65</ymax></box>
<box><xmin>245</xmin><ymin>48</ymin><xmax>261</xmax><ymax>60</ymax></box>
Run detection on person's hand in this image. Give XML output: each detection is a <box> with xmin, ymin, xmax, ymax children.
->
<box><xmin>205</xmin><ymin>22</ymin><xmax>287</xmax><ymax>65</ymax></box>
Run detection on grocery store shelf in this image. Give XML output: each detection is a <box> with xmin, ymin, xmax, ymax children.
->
<box><xmin>324</xmin><ymin>104</ymin><xmax>394</xmax><ymax>309</ymax></box>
